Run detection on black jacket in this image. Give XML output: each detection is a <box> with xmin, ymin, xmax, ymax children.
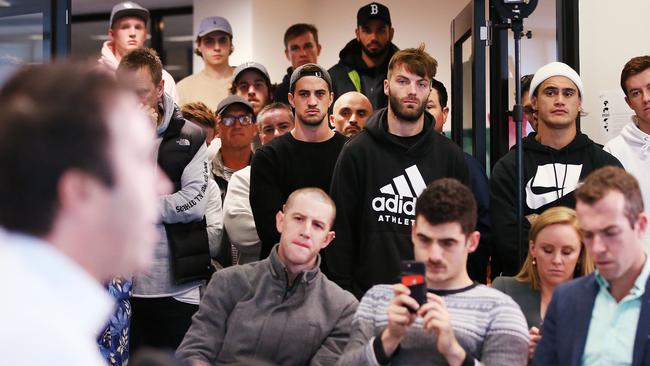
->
<box><xmin>490</xmin><ymin>132</ymin><xmax>622</xmax><ymax>276</ymax></box>
<box><xmin>324</xmin><ymin>109</ymin><xmax>469</xmax><ymax>298</ymax></box>
<box><xmin>159</xmin><ymin>106</ymin><xmax>211</xmax><ymax>284</ymax></box>
<box><xmin>328</xmin><ymin>39</ymin><xmax>398</xmax><ymax>110</ymax></box>
<box><xmin>274</xmin><ymin>67</ymin><xmax>292</xmax><ymax>105</ymax></box>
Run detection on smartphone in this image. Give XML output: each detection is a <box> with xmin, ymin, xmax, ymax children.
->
<box><xmin>400</xmin><ymin>261</ymin><xmax>426</xmax><ymax>312</ymax></box>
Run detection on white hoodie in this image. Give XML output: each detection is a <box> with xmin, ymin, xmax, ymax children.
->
<box><xmin>98</xmin><ymin>41</ymin><xmax>179</xmax><ymax>103</ymax></box>
<box><xmin>605</xmin><ymin>120</ymin><xmax>650</xmax><ymax>250</ymax></box>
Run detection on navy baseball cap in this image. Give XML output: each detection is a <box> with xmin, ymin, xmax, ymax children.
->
<box><xmin>109</xmin><ymin>1</ymin><xmax>149</xmax><ymax>28</ymax></box>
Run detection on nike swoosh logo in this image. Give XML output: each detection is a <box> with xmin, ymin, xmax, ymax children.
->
<box><xmin>525</xmin><ymin>163</ymin><xmax>583</xmax><ymax>210</ymax></box>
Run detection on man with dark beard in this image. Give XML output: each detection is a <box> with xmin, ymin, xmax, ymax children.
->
<box><xmin>324</xmin><ymin>46</ymin><xmax>469</xmax><ymax>299</ymax></box>
<box><xmin>328</xmin><ymin>2</ymin><xmax>398</xmax><ymax>110</ymax></box>
<box><xmin>250</xmin><ymin>64</ymin><xmax>348</xmax><ymax>259</ymax></box>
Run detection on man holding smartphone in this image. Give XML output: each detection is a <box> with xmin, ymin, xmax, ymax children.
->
<box><xmin>339</xmin><ymin>178</ymin><xmax>529</xmax><ymax>365</ymax></box>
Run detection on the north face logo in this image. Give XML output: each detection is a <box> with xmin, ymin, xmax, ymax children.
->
<box><xmin>372</xmin><ymin>165</ymin><xmax>425</xmax><ymax>224</ymax></box>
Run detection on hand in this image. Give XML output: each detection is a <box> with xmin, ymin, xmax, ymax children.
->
<box><xmin>381</xmin><ymin>283</ymin><xmax>419</xmax><ymax>357</ymax></box>
<box><xmin>528</xmin><ymin>326</ymin><xmax>541</xmax><ymax>360</ymax></box>
<box><xmin>140</xmin><ymin>103</ymin><xmax>159</xmax><ymax>127</ymax></box>
<box><xmin>419</xmin><ymin>292</ymin><xmax>466</xmax><ymax>366</ymax></box>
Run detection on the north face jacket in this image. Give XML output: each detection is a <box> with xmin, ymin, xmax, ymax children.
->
<box><xmin>490</xmin><ymin>132</ymin><xmax>622</xmax><ymax>276</ymax></box>
<box><xmin>324</xmin><ymin>108</ymin><xmax>469</xmax><ymax>298</ymax></box>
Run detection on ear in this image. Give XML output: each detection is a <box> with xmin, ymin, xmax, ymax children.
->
<box><xmin>384</xmin><ymin>79</ymin><xmax>390</xmax><ymax>97</ymax></box>
<box><xmin>410</xmin><ymin>220</ymin><xmax>418</xmax><ymax>243</ymax></box>
<box><xmin>319</xmin><ymin>231</ymin><xmax>336</xmax><ymax>250</ymax></box>
<box><xmin>466</xmin><ymin>231</ymin><xmax>480</xmax><ymax>253</ymax></box>
<box><xmin>329</xmin><ymin>114</ymin><xmax>335</xmax><ymax>125</ymax></box>
<box><xmin>316</xmin><ymin>43</ymin><xmax>322</xmax><ymax>56</ymax></box>
<box><xmin>529</xmin><ymin>239</ymin><xmax>536</xmax><ymax>256</ymax></box>
<box><xmin>355</xmin><ymin>28</ymin><xmax>360</xmax><ymax>41</ymax></box>
<box><xmin>284</xmin><ymin>48</ymin><xmax>290</xmax><ymax>61</ymax></box>
<box><xmin>108</xmin><ymin>29</ymin><xmax>115</xmax><ymax>43</ymax></box>
<box><xmin>275</xmin><ymin>209</ymin><xmax>285</xmax><ymax>234</ymax></box>
<box><xmin>58</xmin><ymin>169</ymin><xmax>105</xmax><ymax>215</ymax></box>
<box><xmin>531</xmin><ymin>95</ymin><xmax>538</xmax><ymax>110</ymax></box>
<box><xmin>625</xmin><ymin>95</ymin><xmax>632</xmax><ymax>108</ymax></box>
<box><xmin>636</xmin><ymin>212</ymin><xmax>648</xmax><ymax>238</ymax></box>
<box><xmin>442</xmin><ymin>106</ymin><xmax>450</xmax><ymax>124</ymax></box>
<box><xmin>328</xmin><ymin>92</ymin><xmax>334</xmax><ymax>108</ymax></box>
<box><xmin>157</xmin><ymin>79</ymin><xmax>165</xmax><ymax>99</ymax></box>
<box><xmin>389</xmin><ymin>27</ymin><xmax>395</xmax><ymax>41</ymax></box>
<box><xmin>288</xmin><ymin>92</ymin><xmax>295</xmax><ymax>108</ymax></box>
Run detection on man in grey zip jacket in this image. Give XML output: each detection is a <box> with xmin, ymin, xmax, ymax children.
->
<box><xmin>177</xmin><ymin>188</ymin><xmax>358</xmax><ymax>365</ymax></box>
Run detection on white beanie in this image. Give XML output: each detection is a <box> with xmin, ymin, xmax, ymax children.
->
<box><xmin>530</xmin><ymin>61</ymin><xmax>584</xmax><ymax>98</ymax></box>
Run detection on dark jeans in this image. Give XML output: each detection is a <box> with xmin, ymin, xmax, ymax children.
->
<box><xmin>130</xmin><ymin>296</ymin><xmax>199</xmax><ymax>356</ymax></box>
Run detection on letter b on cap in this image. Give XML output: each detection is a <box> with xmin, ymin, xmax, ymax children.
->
<box><xmin>370</xmin><ymin>4</ymin><xmax>378</xmax><ymax>14</ymax></box>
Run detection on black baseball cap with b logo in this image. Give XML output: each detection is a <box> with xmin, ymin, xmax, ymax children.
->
<box><xmin>357</xmin><ymin>2</ymin><xmax>391</xmax><ymax>26</ymax></box>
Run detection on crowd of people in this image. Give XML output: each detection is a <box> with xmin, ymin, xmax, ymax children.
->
<box><xmin>1</xmin><ymin>1</ymin><xmax>650</xmax><ymax>365</ymax></box>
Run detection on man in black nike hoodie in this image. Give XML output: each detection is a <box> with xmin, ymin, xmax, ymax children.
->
<box><xmin>328</xmin><ymin>2</ymin><xmax>398</xmax><ymax>110</ymax></box>
<box><xmin>490</xmin><ymin>62</ymin><xmax>622</xmax><ymax>277</ymax></box>
<box><xmin>325</xmin><ymin>46</ymin><xmax>469</xmax><ymax>299</ymax></box>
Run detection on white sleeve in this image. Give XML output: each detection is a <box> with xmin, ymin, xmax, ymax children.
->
<box><xmin>205</xmin><ymin>178</ymin><xmax>224</xmax><ymax>258</ymax></box>
<box><xmin>223</xmin><ymin>167</ymin><xmax>261</xmax><ymax>255</ymax></box>
<box><xmin>163</xmin><ymin>69</ymin><xmax>179</xmax><ymax>104</ymax></box>
<box><xmin>160</xmin><ymin>143</ymin><xmax>209</xmax><ymax>224</ymax></box>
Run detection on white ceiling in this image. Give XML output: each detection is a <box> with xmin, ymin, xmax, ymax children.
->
<box><xmin>71</xmin><ymin>0</ymin><xmax>193</xmax><ymax>15</ymax></box>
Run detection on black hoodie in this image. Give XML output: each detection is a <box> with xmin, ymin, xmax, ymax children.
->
<box><xmin>328</xmin><ymin>39</ymin><xmax>399</xmax><ymax>110</ymax></box>
<box><xmin>490</xmin><ymin>132</ymin><xmax>622</xmax><ymax>276</ymax></box>
<box><xmin>324</xmin><ymin>108</ymin><xmax>469</xmax><ymax>298</ymax></box>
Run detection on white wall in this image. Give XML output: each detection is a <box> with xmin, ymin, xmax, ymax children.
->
<box><xmin>579</xmin><ymin>0</ymin><xmax>650</xmax><ymax>144</ymax></box>
<box><xmin>193</xmin><ymin>0</ymin><xmax>467</xmax><ymax>108</ymax></box>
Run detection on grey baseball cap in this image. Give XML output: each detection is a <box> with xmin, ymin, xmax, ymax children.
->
<box><xmin>232</xmin><ymin>61</ymin><xmax>271</xmax><ymax>84</ymax></box>
<box><xmin>109</xmin><ymin>1</ymin><xmax>149</xmax><ymax>28</ymax></box>
<box><xmin>216</xmin><ymin>95</ymin><xmax>254</xmax><ymax>116</ymax></box>
<box><xmin>197</xmin><ymin>16</ymin><xmax>233</xmax><ymax>38</ymax></box>
<box><xmin>289</xmin><ymin>63</ymin><xmax>332</xmax><ymax>93</ymax></box>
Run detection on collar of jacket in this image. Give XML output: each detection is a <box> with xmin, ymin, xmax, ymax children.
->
<box><xmin>267</xmin><ymin>243</ymin><xmax>321</xmax><ymax>286</ymax></box>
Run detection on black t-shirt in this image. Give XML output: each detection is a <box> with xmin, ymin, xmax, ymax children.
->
<box><xmin>250</xmin><ymin>131</ymin><xmax>348</xmax><ymax>259</ymax></box>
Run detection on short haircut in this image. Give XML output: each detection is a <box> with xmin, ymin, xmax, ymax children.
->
<box><xmin>388</xmin><ymin>44</ymin><xmax>438</xmax><ymax>81</ymax></box>
<box><xmin>620</xmin><ymin>55</ymin><xmax>650</xmax><ymax>96</ymax></box>
<box><xmin>283</xmin><ymin>23</ymin><xmax>319</xmax><ymax>48</ymax></box>
<box><xmin>521</xmin><ymin>74</ymin><xmax>534</xmax><ymax>95</ymax></box>
<box><xmin>415</xmin><ymin>178</ymin><xmax>476</xmax><ymax>234</ymax></box>
<box><xmin>575</xmin><ymin>166</ymin><xmax>644</xmax><ymax>228</ymax></box>
<box><xmin>284</xmin><ymin>187</ymin><xmax>336</xmax><ymax>228</ymax></box>
<box><xmin>430</xmin><ymin>78</ymin><xmax>448</xmax><ymax>108</ymax></box>
<box><xmin>0</xmin><ymin>63</ymin><xmax>118</xmax><ymax>235</ymax></box>
<box><xmin>515</xmin><ymin>206</ymin><xmax>594</xmax><ymax>290</ymax></box>
<box><xmin>181</xmin><ymin>102</ymin><xmax>216</xmax><ymax>130</ymax></box>
<box><xmin>257</xmin><ymin>102</ymin><xmax>294</xmax><ymax>124</ymax></box>
<box><xmin>117</xmin><ymin>47</ymin><xmax>163</xmax><ymax>85</ymax></box>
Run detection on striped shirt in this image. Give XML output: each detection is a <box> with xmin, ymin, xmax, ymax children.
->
<box><xmin>338</xmin><ymin>283</ymin><xmax>529</xmax><ymax>365</ymax></box>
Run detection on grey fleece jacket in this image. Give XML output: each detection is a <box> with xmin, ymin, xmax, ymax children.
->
<box><xmin>176</xmin><ymin>245</ymin><xmax>359</xmax><ymax>365</ymax></box>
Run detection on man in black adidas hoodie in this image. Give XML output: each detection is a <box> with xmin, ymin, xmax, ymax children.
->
<box><xmin>325</xmin><ymin>46</ymin><xmax>469</xmax><ymax>299</ymax></box>
<box><xmin>328</xmin><ymin>2</ymin><xmax>398</xmax><ymax>110</ymax></box>
<box><xmin>491</xmin><ymin>62</ymin><xmax>622</xmax><ymax>277</ymax></box>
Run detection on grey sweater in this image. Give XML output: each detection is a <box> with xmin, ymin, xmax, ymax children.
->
<box><xmin>338</xmin><ymin>284</ymin><xmax>529</xmax><ymax>365</ymax></box>
<box><xmin>176</xmin><ymin>245</ymin><xmax>358</xmax><ymax>365</ymax></box>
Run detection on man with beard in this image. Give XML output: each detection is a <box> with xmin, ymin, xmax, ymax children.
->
<box><xmin>331</xmin><ymin>91</ymin><xmax>373</xmax><ymax>137</ymax></box>
<box><xmin>324</xmin><ymin>46</ymin><xmax>469</xmax><ymax>299</ymax></box>
<box><xmin>250</xmin><ymin>64</ymin><xmax>348</xmax><ymax>259</ymax></box>
<box><xmin>329</xmin><ymin>2</ymin><xmax>398</xmax><ymax>110</ymax></box>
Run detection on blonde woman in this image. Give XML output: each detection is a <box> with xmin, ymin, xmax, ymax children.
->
<box><xmin>492</xmin><ymin>206</ymin><xmax>594</xmax><ymax>360</ymax></box>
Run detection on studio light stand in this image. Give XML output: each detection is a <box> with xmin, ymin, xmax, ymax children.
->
<box><xmin>494</xmin><ymin>0</ymin><xmax>538</xmax><ymax>271</ymax></box>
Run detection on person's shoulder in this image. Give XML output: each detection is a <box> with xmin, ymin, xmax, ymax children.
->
<box><xmin>555</xmin><ymin>274</ymin><xmax>596</xmax><ymax>296</ymax></box>
<box><xmin>462</xmin><ymin>284</ymin><xmax>523</xmax><ymax>308</ymax></box>
<box><xmin>319</xmin><ymin>273</ymin><xmax>359</xmax><ymax>306</ymax></box>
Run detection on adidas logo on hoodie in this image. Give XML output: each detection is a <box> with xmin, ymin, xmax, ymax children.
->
<box><xmin>372</xmin><ymin>165</ymin><xmax>426</xmax><ymax>225</ymax></box>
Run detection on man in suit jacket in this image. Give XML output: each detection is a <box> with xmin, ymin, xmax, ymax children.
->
<box><xmin>533</xmin><ymin>166</ymin><xmax>650</xmax><ymax>366</ymax></box>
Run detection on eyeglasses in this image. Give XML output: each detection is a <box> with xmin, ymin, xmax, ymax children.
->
<box><xmin>220</xmin><ymin>114</ymin><xmax>253</xmax><ymax>127</ymax></box>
